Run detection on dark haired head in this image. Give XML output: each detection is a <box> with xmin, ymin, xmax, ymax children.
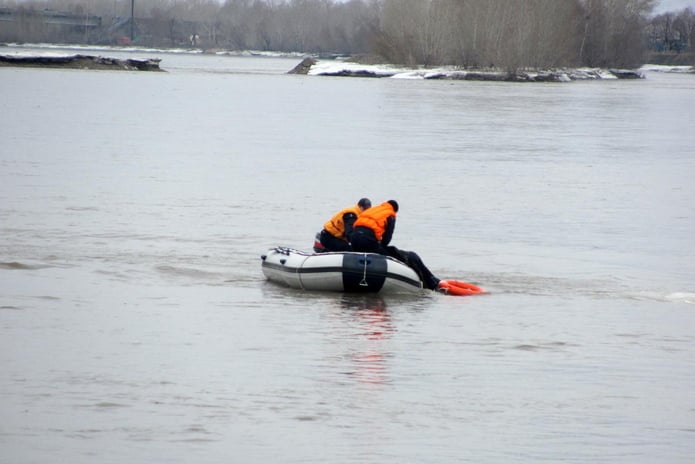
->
<box><xmin>387</xmin><ymin>200</ymin><xmax>399</xmax><ymax>212</ymax></box>
<box><xmin>358</xmin><ymin>198</ymin><xmax>371</xmax><ymax>209</ymax></box>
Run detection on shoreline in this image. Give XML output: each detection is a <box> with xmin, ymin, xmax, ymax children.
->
<box><xmin>0</xmin><ymin>53</ymin><xmax>163</xmax><ymax>71</ymax></box>
<box><xmin>289</xmin><ymin>57</ymin><xmax>648</xmax><ymax>82</ymax></box>
<box><xmin>2</xmin><ymin>43</ymin><xmax>693</xmax><ymax>79</ymax></box>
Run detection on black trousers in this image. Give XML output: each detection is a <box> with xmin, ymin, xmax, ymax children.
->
<box><xmin>350</xmin><ymin>226</ymin><xmax>380</xmax><ymax>253</ymax></box>
<box><xmin>351</xmin><ymin>227</ymin><xmax>440</xmax><ymax>290</ymax></box>
<box><xmin>319</xmin><ymin>229</ymin><xmax>352</xmax><ymax>252</ymax></box>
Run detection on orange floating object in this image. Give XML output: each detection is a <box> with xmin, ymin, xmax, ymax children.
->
<box><xmin>437</xmin><ymin>279</ymin><xmax>486</xmax><ymax>296</ymax></box>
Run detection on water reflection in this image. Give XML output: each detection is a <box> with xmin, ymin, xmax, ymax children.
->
<box><xmin>335</xmin><ymin>294</ymin><xmax>395</xmax><ymax>386</ymax></box>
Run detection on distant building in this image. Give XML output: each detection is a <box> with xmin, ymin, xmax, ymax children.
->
<box><xmin>0</xmin><ymin>7</ymin><xmax>102</xmax><ymax>43</ymax></box>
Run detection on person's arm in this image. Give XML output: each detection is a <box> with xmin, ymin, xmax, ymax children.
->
<box><xmin>381</xmin><ymin>216</ymin><xmax>396</xmax><ymax>246</ymax></box>
<box><xmin>343</xmin><ymin>212</ymin><xmax>357</xmax><ymax>240</ymax></box>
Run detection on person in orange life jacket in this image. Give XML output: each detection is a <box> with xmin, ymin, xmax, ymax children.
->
<box><xmin>350</xmin><ymin>200</ymin><xmax>442</xmax><ymax>291</ymax></box>
<box><xmin>318</xmin><ymin>198</ymin><xmax>372</xmax><ymax>252</ymax></box>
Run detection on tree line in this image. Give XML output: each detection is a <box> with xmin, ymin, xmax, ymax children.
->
<box><xmin>1</xmin><ymin>0</ymin><xmax>693</xmax><ymax>69</ymax></box>
<box><xmin>646</xmin><ymin>7</ymin><xmax>695</xmax><ymax>64</ymax></box>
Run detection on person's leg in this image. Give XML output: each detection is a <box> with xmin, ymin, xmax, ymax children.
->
<box><xmin>383</xmin><ymin>245</ymin><xmax>407</xmax><ymax>261</ymax></box>
<box><xmin>386</xmin><ymin>246</ymin><xmax>440</xmax><ymax>290</ymax></box>
<box><xmin>320</xmin><ymin>229</ymin><xmax>352</xmax><ymax>252</ymax></box>
<box><xmin>407</xmin><ymin>251</ymin><xmax>440</xmax><ymax>290</ymax></box>
<box><xmin>350</xmin><ymin>227</ymin><xmax>379</xmax><ymax>252</ymax></box>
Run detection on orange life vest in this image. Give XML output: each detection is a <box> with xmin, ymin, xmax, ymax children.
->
<box><xmin>324</xmin><ymin>205</ymin><xmax>362</xmax><ymax>240</ymax></box>
<box><xmin>353</xmin><ymin>202</ymin><xmax>396</xmax><ymax>241</ymax></box>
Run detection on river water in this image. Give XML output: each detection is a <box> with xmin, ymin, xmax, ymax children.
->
<box><xmin>1</xmin><ymin>47</ymin><xmax>694</xmax><ymax>463</ymax></box>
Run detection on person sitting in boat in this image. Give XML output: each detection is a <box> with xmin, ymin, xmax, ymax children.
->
<box><xmin>350</xmin><ymin>200</ymin><xmax>443</xmax><ymax>291</ymax></box>
<box><xmin>317</xmin><ymin>197</ymin><xmax>372</xmax><ymax>252</ymax></box>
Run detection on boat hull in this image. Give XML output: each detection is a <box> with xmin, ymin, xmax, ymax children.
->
<box><xmin>261</xmin><ymin>247</ymin><xmax>424</xmax><ymax>294</ymax></box>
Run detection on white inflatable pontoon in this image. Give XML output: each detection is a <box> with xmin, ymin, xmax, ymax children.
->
<box><xmin>261</xmin><ymin>247</ymin><xmax>424</xmax><ymax>294</ymax></box>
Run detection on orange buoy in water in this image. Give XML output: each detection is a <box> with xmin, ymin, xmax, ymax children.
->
<box><xmin>437</xmin><ymin>279</ymin><xmax>486</xmax><ymax>296</ymax></box>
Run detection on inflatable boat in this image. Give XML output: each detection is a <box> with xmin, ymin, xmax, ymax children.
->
<box><xmin>261</xmin><ymin>247</ymin><xmax>425</xmax><ymax>294</ymax></box>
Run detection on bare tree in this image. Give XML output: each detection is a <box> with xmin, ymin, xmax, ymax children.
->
<box><xmin>0</xmin><ymin>0</ymin><xmax>671</xmax><ymax>68</ymax></box>
<box><xmin>580</xmin><ymin>0</ymin><xmax>655</xmax><ymax>67</ymax></box>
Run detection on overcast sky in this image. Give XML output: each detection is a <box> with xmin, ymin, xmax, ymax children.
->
<box><xmin>6</xmin><ymin>0</ymin><xmax>695</xmax><ymax>14</ymax></box>
<box><xmin>654</xmin><ymin>0</ymin><xmax>695</xmax><ymax>13</ymax></box>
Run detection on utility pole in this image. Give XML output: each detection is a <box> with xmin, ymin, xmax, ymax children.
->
<box><xmin>130</xmin><ymin>0</ymin><xmax>135</xmax><ymax>42</ymax></box>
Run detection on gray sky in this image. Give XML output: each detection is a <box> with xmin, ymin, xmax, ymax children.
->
<box><xmin>6</xmin><ymin>0</ymin><xmax>695</xmax><ymax>14</ymax></box>
<box><xmin>654</xmin><ymin>0</ymin><xmax>695</xmax><ymax>13</ymax></box>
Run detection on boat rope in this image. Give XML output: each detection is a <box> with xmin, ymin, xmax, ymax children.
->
<box><xmin>359</xmin><ymin>253</ymin><xmax>369</xmax><ymax>286</ymax></box>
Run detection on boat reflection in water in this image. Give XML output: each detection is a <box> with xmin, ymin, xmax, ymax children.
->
<box><xmin>336</xmin><ymin>295</ymin><xmax>396</xmax><ymax>386</ymax></box>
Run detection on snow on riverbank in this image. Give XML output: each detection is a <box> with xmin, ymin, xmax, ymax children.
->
<box><xmin>302</xmin><ymin>59</ymin><xmax>649</xmax><ymax>82</ymax></box>
<box><xmin>0</xmin><ymin>42</ymin><xmax>304</xmax><ymax>58</ymax></box>
<box><xmin>640</xmin><ymin>64</ymin><xmax>695</xmax><ymax>73</ymax></box>
<box><xmin>2</xmin><ymin>42</ymin><xmax>692</xmax><ymax>78</ymax></box>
